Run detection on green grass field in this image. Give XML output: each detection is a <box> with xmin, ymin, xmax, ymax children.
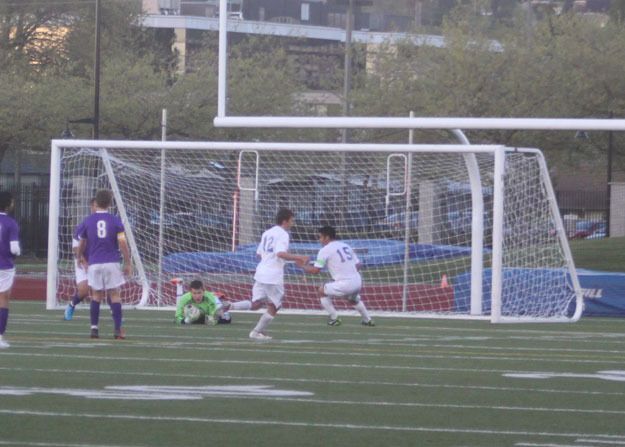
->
<box><xmin>1</xmin><ymin>302</ymin><xmax>625</xmax><ymax>447</ymax></box>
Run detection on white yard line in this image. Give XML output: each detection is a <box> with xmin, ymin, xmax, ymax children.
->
<box><xmin>2</xmin><ymin>365</ymin><xmax>625</xmax><ymax>398</ymax></box>
<box><xmin>1</xmin><ymin>408</ymin><xmax>624</xmax><ymax>439</ymax></box>
<box><xmin>3</xmin><ymin>342</ymin><xmax>625</xmax><ymax>366</ymax></box>
<box><xmin>8</xmin><ymin>326</ymin><xmax>625</xmax><ymax>355</ymax></box>
<box><xmin>0</xmin><ymin>441</ymin><xmax>144</xmax><ymax>447</ymax></box>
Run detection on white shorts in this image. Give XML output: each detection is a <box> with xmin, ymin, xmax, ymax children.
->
<box><xmin>87</xmin><ymin>262</ymin><xmax>125</xmax><ymax>291</ymax></box>
<box><xmin>252</xmin><ymin>282</ymin><xmax>284</xmax><ymax>309</ymax></box>
<box><xmin>324</xmin><ymin>278</ymin><xmax>362</xmax><ymax>301</ymax></box>
<box><xmin>74</xmin><ymin>260</ymin><xmax>88</xmax><ymax>284</ymax></box>
<box><xmin>0</xmin><ymin>268</ymin><xmax>16</xmax><ymax>293</ymax></box>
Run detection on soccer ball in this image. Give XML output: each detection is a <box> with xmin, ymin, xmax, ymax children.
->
<box><xmin>183</xmin><ymin>304</ymin><xmax>202</xmax><ymax>324</ymax></box>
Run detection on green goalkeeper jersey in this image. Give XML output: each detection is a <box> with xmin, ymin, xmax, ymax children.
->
<box><xmin>174</xmin><ymin>291</ymin><xmax>221</xmax><ymax>324</ymax></box>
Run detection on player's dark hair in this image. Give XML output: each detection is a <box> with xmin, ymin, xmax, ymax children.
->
<box><xmin>275</xmin><ymin>208</ymin><xmax>294</xmax><ymax>225</ymax></box>
<box><xmin>189</xmin><ymin>279</ymin><xmax>203</xmax><ymax>290</ymax></box>
<box><xmin>0</xmin><ymin>191</ymin><xmax>13</xmax><ymax>211</ymax></box>
<box><xmin>318</xmin><ymin>225</ymin><xmax>337</xmax><ymax>240</ymax></box>
<box><xmin>95</xmin><ymin>189</ymin><xmax>113</xmax><ymax>209</ymax></box>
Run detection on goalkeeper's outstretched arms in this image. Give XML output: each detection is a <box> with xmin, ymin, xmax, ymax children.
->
<box><xmin>174</xmin><ymin>291</ymin><xmax>193</xmax><ymax>324</ymax></box>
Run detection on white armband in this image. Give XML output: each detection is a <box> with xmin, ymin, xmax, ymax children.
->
<box><xmin>10</xmin><ymin>241</ymin><xmax>21</xmax><ymax>256</ymax></box>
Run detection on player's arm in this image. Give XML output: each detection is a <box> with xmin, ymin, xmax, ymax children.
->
<box><xmin>202</xmin><ymin>294</ymin><xmax>220</xmax><ymax>325</ymax></box>
<box><xmin>277</xmin><ymin>251</ymin><xmax>309</xmax><ymax>263</ymax></box>
<box><xmin>117</xmin><ymin>232</ymin><xmax>132</xmax><ymax>276</ymax></box>
<box><xmin>302</xmin><ymin>255</ymin><xmax>326</xmax><ymax>275</ymax></box>
<box><xmin>9</xmin><ymin>221</ymin><xmax>20</xmax><ymax>257</ymax></box>
<box><xmin>174</xmin><ymin>293</ymin><xmax>191</xmax><ymax>324</ymax></box>
<box><xmin>77</xmin><ymin>238</ymin><xmax>88</xmax><ymax>269</ymax></box>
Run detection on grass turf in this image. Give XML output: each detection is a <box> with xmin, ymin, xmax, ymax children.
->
<box><xmin>1</xmin><ymin>302</ymin><xmax>625</xmax><ymax>447</ymax></box>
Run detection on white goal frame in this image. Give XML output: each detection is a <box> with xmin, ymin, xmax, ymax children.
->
<box><xmin>47</xmin><ymin>139</ymin><xmax>583</xmax><ymax>323</ymax></box>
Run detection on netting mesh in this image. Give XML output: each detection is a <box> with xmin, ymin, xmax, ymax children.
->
<box><xmin>51</xmin><ymin>144</ymin><xmax>577</xmax><ymax>319</ymax></box>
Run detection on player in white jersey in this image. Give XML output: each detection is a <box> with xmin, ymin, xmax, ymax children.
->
<box><xmin>226</xmin><ymin>208</ymin><xmax>309</xmax><ymax>340</ymax></box>
<box><xmin>298</xmin><ymin>226</ymin><xmax>374</xmax><ymax>327</ymax></box>
<box><xmin>64</xmin><ymin>198</ymin><xmax>96</xmax><ymax>320</ymax></box>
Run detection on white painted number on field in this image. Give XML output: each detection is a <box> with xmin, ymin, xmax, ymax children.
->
<box><xmin>505</xmin><ymin>370</ymin><xmax>625</xmax><ymax>382</ymax></box>
<box><xmin>0</xmin><ymin>385</ymin><xmax>314</xmax><ymax>400</ymax></box>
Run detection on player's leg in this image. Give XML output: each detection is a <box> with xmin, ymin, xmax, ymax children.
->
<box><xmin>350</xmin><ymin>294</ymin><xmax>374</xmax><ymax>326</ymax></box>
<box><xmin>108</xmin><ymin>290</ymin><xmax>125</xmax><ymax>338</ymax></box>
<box><xmin>65</xmin><ymin>278</ymin><xmax>89</xmax><ymax>321</ymax></box>
<box><xmin>318</xmin><ymin>284</ymin><xmax>340</xmax><ymax>325</ymax></box>
<box><xmin>65</xmin><ymin>261</ymin><xmax>89</xmax><ymax>320</ymax></box>
<box><xmin>87</xmin><ymin>264</ymin><xmax>106</xmax><ymax>338</ymax></box>
<box><xmin>0</xmin><ymin>269</ymin><xmax>15</xmax><ymax>348</ymax></box>
<box><xmin>249</xmin><ymin>283</ymin><xmax>281</xmax><ymax>340</ymax></box>
<box><xmin>103</xmin><ymin>263</ymin><xmax>126</xmax><ymax>339</ymax></box>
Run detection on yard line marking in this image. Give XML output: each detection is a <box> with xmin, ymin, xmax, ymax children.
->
<box><xmin>3</xmin><ymin>342</ymin><xmax>624</xmax><ymax>384</ymax></box>
<box><xmin>1</xmin><ymin>408</ymin><xmax>624</xmax><ymax>439</ymax></box>
<box><xmin>15</xmin><ymin>313</ymin><xmax>625</xmax><ymax>340</ymax></box>
<box><xmin>576</xmin><ymin>440</ymin><xmax>625</xmax><ymax>445</ymax></box>
<box><xmin>4</xmin><ymin>342</ymin><xmax>625</xmax><ymax>366</ymax></box>
<box><xmin>505</xmin><ymin>371</ymin><xmax>625</xmax><ymax>382</ymax></box>
<box><xmin>0</xmin><ymin>441</ymin><xmax>143</xmax><ymax>447</ymax></box>
<box><xmin>10</xmin><ymin>328</ymin><xmax>625</xmax><ymax>356</ymax></box>
<box><xmin>2</xmin><ymin>384</ymin><xmax>625</xmax><ymax>415</ymax></box>
<box><xmin>0</xmin><ymin>385</ymin><xmax>313</xmax><ymax>400</ymax></box>
<box><xmin>515</xmin><ymin>443</ymin><xmax>595</xmax><ymax>447</ymax></box>
<box><xmin>3</xmin><ymin>366</ymin><xmax>625</xmax><ymax>397</ymax></box>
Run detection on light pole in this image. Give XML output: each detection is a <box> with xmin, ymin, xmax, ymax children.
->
<box><xmin>93</xmin><ymin>0</ymin><xmax>101</xmax><ymax>139</ymax></box>
<box><xmin>606</xmin><ymin>111</ymin><xmax>614</xmax><ymax>237</ymax></box>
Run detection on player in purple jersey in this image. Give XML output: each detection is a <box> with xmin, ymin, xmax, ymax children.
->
<box><xmin>0</xmin><ymin>191</ymin><xmax>20</xmax><ymax>349</ymax></box>
<box><xmin>77</xmin><ymin>189</ymin><xmax>132</xmax><ymax>339</ymax></box>
<box><xmin>64</xmin><ymin>198</ymin><xmax>114</xmax><ymax>320</ymax></box>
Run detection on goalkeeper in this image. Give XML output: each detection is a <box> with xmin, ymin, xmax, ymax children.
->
<box><xmin>174</xmin><ymin>279</ymin><xmax>231</xmax><ymax>325</ymax></box>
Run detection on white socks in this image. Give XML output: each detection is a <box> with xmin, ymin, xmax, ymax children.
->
<box><xmin>353</xmin><ymin>301</ymin><xmax>371</xmax><ymax>322</ymax></box>
<box><xmin>230</xmin><ymin>300</ymin><xmax>252</xmax><ymax>311</ymax></box>
<box><xmin>320</xmin><ymin>297</ymin><xmax>338</xmax><ymax>320</ymax></box>
<box><xmin>253</xmin><ymin>312</ymin><xmax>274</xmax><ymax>333</ymax></box>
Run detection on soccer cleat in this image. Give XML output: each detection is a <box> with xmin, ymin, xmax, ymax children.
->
<box><xmin>90</xmin><ymin>328</ymin><xmax>99</xmax><ymax>339</ymax></box>
<box><xmin>64</xmin><ymin>304</ymin><xmax>75</xmax><ymax>321</ymax></box>
<box><xmin>361</xmin><ymin>319</ymin><xmax>375</xmax><ymax>327</ymax></box>
<box><xmin>249</xmin><ymin>330</ymin><xmax>272</xmax><ymax>340</ymax></box>
<box><xmin>114</xmin><ymin>328</ymin><xmax>126</xmax><ymax>340</ymax></box>
<box><xmin>0</xmin><ymin>335</ymin><xmax>9</xmax><ymax>349</ymax></box>
<box><xmin>327</xmin><ymin>318</ymin><xmax>342</xmax><ymax>326</ymax></box>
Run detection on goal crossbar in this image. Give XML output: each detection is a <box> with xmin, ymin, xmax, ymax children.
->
<box><xmin>213</xmin><ymin>116</ymin><xmax>625</xmax><ymax>131</ymax></box>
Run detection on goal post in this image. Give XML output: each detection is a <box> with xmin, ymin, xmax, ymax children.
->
<box><xmin>47</xmin><ymin>139</ymin><xmax>583</xmax><ymax>322</ymax></box>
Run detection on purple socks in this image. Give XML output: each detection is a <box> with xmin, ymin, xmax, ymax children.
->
<box><xmin>0</xmin><ymin>307</ymin><xmax>8</xmax><ymax>335</ymax></box>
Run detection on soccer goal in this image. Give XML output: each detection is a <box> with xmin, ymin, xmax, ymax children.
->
<box><xmin>47</xmin><ymin>140</ymin><xmax>583</xmax><ymax>322</ymax></box>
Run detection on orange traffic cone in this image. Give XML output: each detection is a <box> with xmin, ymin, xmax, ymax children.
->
<box><xmin>440</xmin><ymin>274</ymin><xmax>450</xmax><ymax>288</ymax></box>
<box><xmin>170</xmin><ymin>278</ymin><xmax>184</xmax><ymax>303</ymax></box>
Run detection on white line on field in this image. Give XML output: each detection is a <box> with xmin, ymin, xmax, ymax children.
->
<box><xmin>515</xmin><ymin>443</ymin><xmax>595</xmax><ymax>447</ymax></box>
<box><xmin>0</xmin><ymin>441</ymin><xmax>144</xmax><ymax>447</ymax></box>
<box><xmin>16</xmin><ymin>311</ymin><xmax>625</xmax><ymax>339</ymax></box>
<box><xmin>2</xmin><ymin>366</ymin><xmax>625</xmax><ymax>398</ymax></box>
<box><xmin>576</xmin><ymin>440</ymin><xmax>625</xmax><ymax>445</ymax></box>
<box><xmin>10</xmin><ymin>328</ymin><xmax>625</xmax><ymax>356</ymax></box>
<box><xmin>3</xmin><ymin>344</ymin><xmax>624</xmax><ymax>367</ymax></box>
<box><xmin>1</xmin><ymin>408</ymin><xmax>624</xmax><ymax>439</ymax></box>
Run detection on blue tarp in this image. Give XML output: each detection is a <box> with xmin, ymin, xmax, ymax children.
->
<box><xmin>162</xmin><ymin>239</ymin><xmax>476</xmax><ymax>274</ymax></box>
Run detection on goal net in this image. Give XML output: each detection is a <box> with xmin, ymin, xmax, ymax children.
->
<box><xmin>47</xmin><ymin>140</ymin><xmax>583</xmax><ymax>322</ymax></box>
